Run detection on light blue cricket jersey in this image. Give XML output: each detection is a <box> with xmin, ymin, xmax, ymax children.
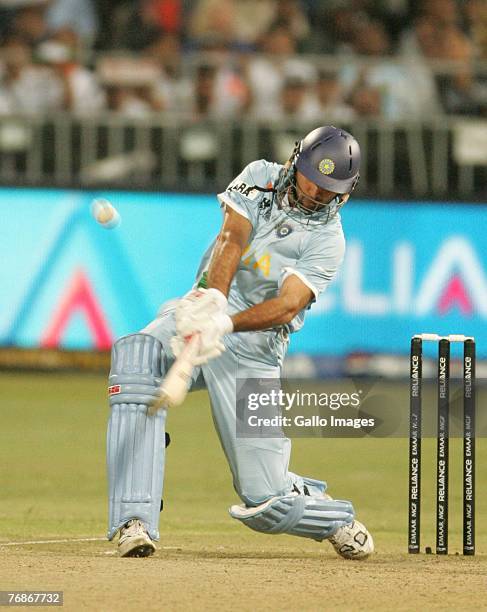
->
<box><xmin>195</xmin><ymin>159</ymin><xmax>345</xmax><ymax>365</ymax></box>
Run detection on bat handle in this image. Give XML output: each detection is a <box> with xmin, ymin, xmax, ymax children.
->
<box><xmin>148</xmin><ymin>333</ymin><xmax>200</xmax><ymax>414</ymax></box>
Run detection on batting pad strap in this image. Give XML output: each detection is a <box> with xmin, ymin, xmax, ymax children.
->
<box><xmin>293</xmin><ymin>475</ymin><xmax>327</xmax><ymax>497</ymax></box>
<box><xmin>229</xmin><ymin>493</ymin><xmax>354</xmax><ymax>542</ymax></box>
<box><xmin>108</xmin><ymin>334</ymin><xmax>163</xmax><ymax>406</ymax></box>
<box><xmin>107</xmin><ymin>333</ymin><xmax>166</xmax><ymax>541</ymax></box>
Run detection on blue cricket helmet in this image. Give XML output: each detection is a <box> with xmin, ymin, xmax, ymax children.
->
<box><xmin>296</xmin><ymin>126</ymin><xmax>361</xmax><ymax>194</ymax></box>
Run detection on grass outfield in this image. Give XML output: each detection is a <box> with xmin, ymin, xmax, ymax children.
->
<box><xmin>0</xmin><ymin>371</ymin><xmax>486</xmax><ymax>611</ymax></box>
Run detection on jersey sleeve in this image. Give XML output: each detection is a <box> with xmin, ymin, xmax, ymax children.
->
<box><xmin>217</xmin><ymin>159</ymin><xmax>273</xmax><ymax>228</ymax></box>
<box><xmin>281</xmin><ymin>228</ymin><xmax>345</xmax><ymax>300</ymax></box>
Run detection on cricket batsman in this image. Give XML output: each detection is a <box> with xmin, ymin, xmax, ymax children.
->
<box><xmin>106</xmin><ymin>125</ymin><xmax>374</xmax><ymax>559</ymax></box>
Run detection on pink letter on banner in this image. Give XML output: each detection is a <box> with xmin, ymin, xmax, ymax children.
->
<box><xmin>438</xmin><ymin>274</ymin><xmax>473</xmax><ymax>316</ymax></box>
<box><xmin>41</xmin><ymin>268</ymin><xmax>113</xmax><ymax>349</ymax></box>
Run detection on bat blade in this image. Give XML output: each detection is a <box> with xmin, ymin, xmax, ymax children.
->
<box><xmin>149</xmin><ymin>334</ymin><xmax>200</xmax><ymax>414</ymax></box>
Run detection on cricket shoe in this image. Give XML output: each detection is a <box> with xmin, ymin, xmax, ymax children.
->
<box><xmin>328</xmin><ymin>519</ymin><xmax>374</xmax><ymax>560</ymax></box>
<box><xmin>118</xmin><ymin>519</ymin><xmax>156</xmax><ymax>558</ymax></box>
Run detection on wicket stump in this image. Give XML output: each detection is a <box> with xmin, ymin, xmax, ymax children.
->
<box><xmin>407</xmin><ymin>334</ymin><xmax>476</xmax><ymax>556</ymax></box>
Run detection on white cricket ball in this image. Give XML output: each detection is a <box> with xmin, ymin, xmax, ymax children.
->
<box><xmin>91</xmin><ymin>198</ymin><xmax>121</xmax><ymax>229</ymax></box>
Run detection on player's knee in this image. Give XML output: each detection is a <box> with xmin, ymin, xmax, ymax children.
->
<box><xmin>109</xmin><ymin>333</ymin><xmax>164</xmax><ymax>406</ymax></box>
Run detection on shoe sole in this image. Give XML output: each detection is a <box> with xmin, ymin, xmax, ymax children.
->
<box><xmin>119</xmin><ymin>536</ymin><xmax>156</xmax><ymax>558</ymax></box>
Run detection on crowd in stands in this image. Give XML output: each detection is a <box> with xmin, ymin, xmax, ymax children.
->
<box><xmin>0</xmin><ymin>0</ymin><xmax>485</xmax><ymax>120</ymax></box>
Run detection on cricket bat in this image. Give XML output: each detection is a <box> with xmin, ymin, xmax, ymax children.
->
<box><xmin>149</xmin><ymin>334</ymin><xmax>201</xmax><ymax>414</ymax></box>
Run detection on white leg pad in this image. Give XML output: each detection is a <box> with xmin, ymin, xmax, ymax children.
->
<box><xmin>229</xmin><ymin>492</ymin><xmax>354</xmax><ymax>541</ymax></box>
<box><xmin>107</xmin><ymin>334</ymin><xmax>166</xmax><ymax>541</ymax></box>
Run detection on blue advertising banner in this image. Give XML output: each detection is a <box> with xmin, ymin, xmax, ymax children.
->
<box><xmin>1</xmin><ymin>188</ymin><xmax>486</xmax><ymax>356</ymax></box>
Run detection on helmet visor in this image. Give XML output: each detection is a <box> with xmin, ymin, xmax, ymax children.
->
<box><xmin>280</xmin><ymin>173</ymin><xmax>345</xmax><ymax>225</ymax></box>
<box><xmin>292</xmin><ymin>175</ymin><xmax>339</xmax><ymax>210</ymax></box>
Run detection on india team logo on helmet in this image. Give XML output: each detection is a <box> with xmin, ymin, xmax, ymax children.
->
<box><xmin>318</xmin><ymin>158</ymin><xmax>335</xmax><ymax>175</ymax></box>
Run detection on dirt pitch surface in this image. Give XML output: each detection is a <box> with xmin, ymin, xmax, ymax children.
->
<box><xmin>1</xmin><ymin>373</ymin><xmax>486</xmax><ymax>611</ymax></box>
<box><xmin>2</xmin><ymin>538</ymin><xmax>487</xmax><ymax>611</ymax></box>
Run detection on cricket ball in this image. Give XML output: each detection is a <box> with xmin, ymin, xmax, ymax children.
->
<box><xmin>91</xmin><ymin>198</ymin><xmax>121</xmax><ymax>229</ymax></box>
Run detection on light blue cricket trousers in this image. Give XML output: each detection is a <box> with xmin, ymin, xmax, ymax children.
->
<box><xmin>143</xmin><ymin>300</ymin><xmax>294</xmax><ymax>506</ymax></box>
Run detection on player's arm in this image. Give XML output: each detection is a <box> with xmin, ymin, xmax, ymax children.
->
<box><xmin>175</xmin><ymin>206</ymin><xmax>250</xmax><ymax>346</ymax></box>
<box><xmin>206</xmin><ymin>206</ymin><xmax>252</xmax><ymax>296</ymax></box>
<box><xmin>230</xmin><ymin>275</ymin><xmax>313</xmax><ymax>332</ymax></box>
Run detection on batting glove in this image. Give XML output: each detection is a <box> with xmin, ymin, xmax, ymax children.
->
<box><xmin>176</xmin><ymin>287</ymin><xmax>227</xmax><ymax>332</ymax></box>
<box><xmin>171</xmin><ymin>312</ymin><xmax>234</xmax><ymax>366</ymax></box>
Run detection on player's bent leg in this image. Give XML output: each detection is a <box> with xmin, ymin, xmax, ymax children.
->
<box><xmin>231</xmin><ymin>473</ymin><xmax>373</xmax><ymax>558</ymax></box>
<box><xmin>107</xmin><ymin>333</ymin><xmax>166</xmax><ymax>556</ymax></box>
<box><xmin>229</xmin><ymin>483</ymin><xmax>354</xmax><ymax>541</ymax></box>
<box><xmin>202</xmin><ymin>346</ymin><xmax>372</xmax><ymax>557</ymax></box>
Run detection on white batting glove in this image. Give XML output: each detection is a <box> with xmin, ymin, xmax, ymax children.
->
<box><xmin>176</xmin><ymin>287</ymin><xmax>227</xmax><ymax>335</ymax></box>
<box><xmin>171</xmin><ymin>312</ymin><xmax>234</xmax><ymax>366</ymax></box>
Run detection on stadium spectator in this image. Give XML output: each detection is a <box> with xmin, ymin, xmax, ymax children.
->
<box><xmin>421</xmin><ymin>0</ymin><xmax>459</xmax><ymax>27</ymax></box>
<box><xmin>399</xmin><ymin>13</ymin><xmax>438</xmax><ymax>58</ymax></box>
<box><xmin>187</xmin><ymin>0</ymin><xmax>236</xmax><ymax>48</ymax></box>
<box><xmin>257</xmin><ymin>74</ymin><xmax>315</xmax><ymax>122</ymax></box>
<box><xmin>264</xmin><ymin>69</ymin><xmax>357</xmax><ymax>123</ymax></box>
<box><xmin>341</xmin><ymin>19</ymin><xmax>440</xmax><ymax>119</ymax></box>
<box><xmin>307</xmin><ymin>69</ymin><xmax>356</xmax><ymax>123</ymax></box>
<box><xmin>364</xmin><ymin>0</ymin><xmax>411</xmax><ymax>51</ymax></box>
<box><xmin>113</xmin><ymin>0</ymin><xmax>183</xmax><ymax>51</ymax></box>
<box><xmin>305</xmin><ymin>0</ymin><xmax>415</xmax><ymax>53</ymax></box>
<box><xmin>0</xmin><ymin>0</ymin><xmax>484</xmax><ymax>121</ymax></box>
<box><xmin>348</xmin><ymin>84</ymin><xmax>381</xmax><ymax>117</ymax></box>
<box><xmin>304</xmin><ymin>2</ymin><xmax>368</xmax><ymax>54</ymax></box>
<box><xmin>400</xmin><ymin>0</ymin><xmax>461</xmax><ymax>56</ymax></box>
<box><xmin>279</xmin><ymin>76</ymin><xmax>309</xmax><ymax>120</ymax></box>
<box><xmin>188</xmin><ymin>0</ymin><xmax>279</xmax><ymax>49</ymax></box>
<box><xmin>45</xmin><ymin>0</ymin><xmax>98</xmax><ymax>47</ymax></box>
<box><xmin>143</xmin><ymin>32</ymin><xmax>184</xmax><ymax>112</ymax></box>
<box><xmin>435</xmin><ymin>25</ymin><xmax>485</xmax><ymax>116</ymax></box>
<box><xmin>182</xmin><ymin>61</ymin><xmax>248</xmax><ymax>119</ymax></box>
<box><xmin>212</xmin><ymin>58</ymin><xmax>250</xmax><ymax>118</ymax></box>
<box><xmin>104</xmin><ymin>85</ymin><xmax>152</xmax><ymax>116</ymax></box>
<box><xmin>36</xmin><ymin>30</ymin><xmax>105</xmax><ymax>114</ymax></box>
<box><xmin>463</xmin><ymin>0</ymin><xmax>487</xmax><ymax>59</ymax></box>
<box><xmin>145</xmin><ymin>0</ymin><xmax>183</xmax><ymax>34</ymax></box>
<box><xmin>97</xmin><ymin>54</ymin><xmax>162</xmax><ymax>116</ymax></box>
<box><xmin>400</xmin><ymin>5</ymin><xmax>485</xmax><ymax>116</ymax></box>
<box><xmin>0</xmin><ymin>35</ymin><xmax>63</xmax><ymax>113</ymax></box>
<box><xmin>190</xmin><ymin>63</ymin><xmax>216</xmax><ymax>118</ymax></box>
<box><xmin>271</xmin><ymin>0</ymin><xmax>310</xmax><ymax>50</ymax></box>
<box><xmin>246</xmin><ymin>23</ymin><xmax>315</xmax><ymax>118</ymax></box>
<box><xmin>6</xmin><ymin>1</ymin><xmax>49</xmax><ymax>45</ymax></box>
